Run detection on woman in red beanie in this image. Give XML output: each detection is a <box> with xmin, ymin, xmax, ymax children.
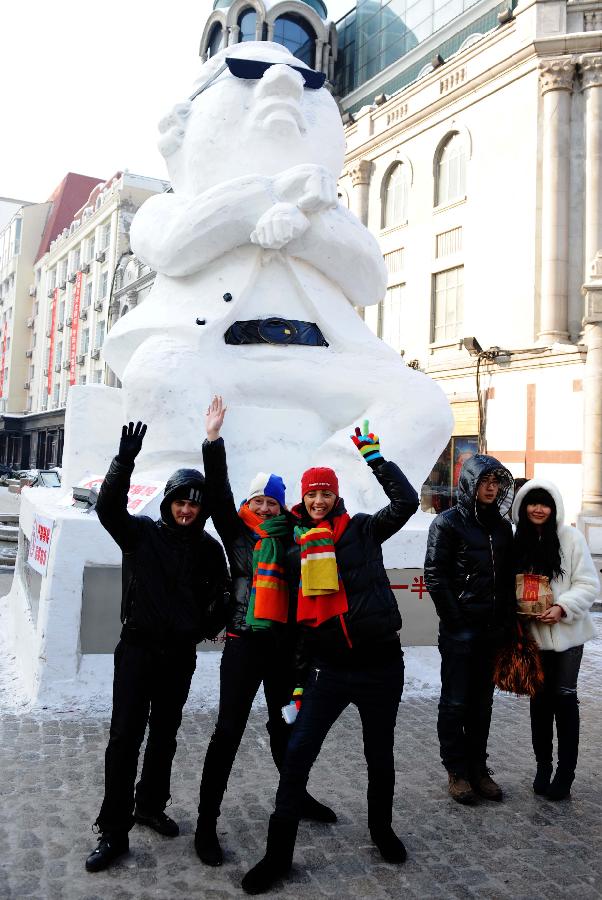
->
<box><xmin>242</xmin><ymin>424</ymin><xmax>419</xmax><ymax>894</ymax></box>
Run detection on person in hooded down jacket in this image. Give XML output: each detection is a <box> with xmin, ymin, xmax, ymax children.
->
<box><xmin>424</xmin><ymin>454</ymin><xmax>516</xmax><ymax>806</ymax></box>
<box><xmin>512</xmin><ymin>479</ymin><xmax>599</xmax><ymax>801</ymax></box>
<box><xmin>194</xmin><ymin>397</ymin><xmax>335</xmax><ymax>869</ymax></box>
<box><xmin>240</xmin><ymin>423</ymin><xmax>419</xmax><ymax>896</ymax></box>
<box><xmin>85</xmin><ymin>422</ymin><xmax>229</xmax><ymax>875</ymax></box>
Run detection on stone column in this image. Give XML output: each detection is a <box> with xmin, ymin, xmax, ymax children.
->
<box><xmin>581</xmin><ymin>56</ymin><xmax>602</xmax><ymax>278</ymax></box>
<box><xmin>538</xmin><ymin>58</ymin><xmax>575</xmax><ymax>343</ymax></box>
<box><xmin>349</xmin><ymin>159</ymin><xmax>372</xmax><ymax>227</ymax></box>
<box><xmin>314</xmin><ymin>38</ymin><xmax>324</xmax><ymax>74</ymax></box>
<box><xmin>581</xmin><ymin>252</ymin><xmax>602</xmax><ymax>518</ymax></box>
<box><xmin>228</xmin><ymin>25</ymin><xmax>240</xmax><ymax>46</ymax></box>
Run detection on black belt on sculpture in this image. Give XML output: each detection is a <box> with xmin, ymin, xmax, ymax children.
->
<box><xmin>224</xmin><ymin>318</ymin><xmax>329</xmax><ymax>347</ymax></box>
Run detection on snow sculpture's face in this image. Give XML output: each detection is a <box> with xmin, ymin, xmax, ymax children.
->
<box><xmin>167</xmin><ymin>42</ymin><xmax>346</xmax><ymax>195</ymax></box>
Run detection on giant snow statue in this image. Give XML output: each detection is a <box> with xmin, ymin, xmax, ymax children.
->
<box><xmin>103</xmin><ymin>41</ymin><xmax>453</xmax><ymax>507</ymax></box>
<box><xmin>6</xmin><ymin>41</ymin><xmax>452</xmax><ymax>708</ymax></box>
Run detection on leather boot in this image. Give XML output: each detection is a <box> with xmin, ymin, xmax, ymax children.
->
<box><xmin>300</xmin><ymin>791</ymin><xmax>337</xmax><ymax>823</ymax></box>
<box><xmin>469</xmin><ymin>768</ymin><xmax>503</xmax><ymax>801</ymax></box>
<box><xmin>195</xmin><ymin>816</ymin><xmax>223</xmax><ymax>866</ymax></box>
<box><xmin>533</xmin><ymin>763</ymin><xmax>553</xmax><ymax>795</ymax></box>
<box><xmin>241</xmin><ymin>814</ymin><xmax>298</xmax><ymax>895</ymax></box>
<box><xmin>447</xmin><ymin>773</ymin><xmax>476</xmax><ymax>805</ymax></box>
<box><xmin>85</xmin><ymin>832</ymin><xmax>129</xmax><ymax>872</ymax></box>
<box><xmin>134</xmin><ymin>808</ymin><xmax>179</xmax><ymax>836</ymax></box>
<box><xmin>369</xmin><ymin>823</ymin><xmax>407</xmax><ymax>863</ymax></box>
<box><xmin>530</xmin><ymin>691</ymin><xmax>554</xmax><ymax>794</ymax></box>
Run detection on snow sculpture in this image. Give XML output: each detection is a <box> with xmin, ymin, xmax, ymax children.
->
<box><xmin>103</xmin><ymin>40</ymin><xmax>452</xmax><ymax>505</ymax></box>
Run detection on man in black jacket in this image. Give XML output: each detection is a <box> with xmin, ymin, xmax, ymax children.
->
<box><xmin>85</xmin><ymin>422</ymin><xmax>229</xmax><ymax>873</ymax></box>
<box><xmin>424</xmin><ymin>454</ymin><xmax>515</xmax><ymax>805</ymax></box>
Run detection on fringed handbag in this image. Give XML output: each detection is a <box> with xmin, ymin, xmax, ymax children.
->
<box><xmin>493</xmin><ymin>621</ymin><xmax>544</xmax><ymax>697</ymax></box>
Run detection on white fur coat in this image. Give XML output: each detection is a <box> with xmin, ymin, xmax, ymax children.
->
<box><xmin>512</xmin><ymin>479</ymin><xmax>599</xmax><ymax>652</ymax></box>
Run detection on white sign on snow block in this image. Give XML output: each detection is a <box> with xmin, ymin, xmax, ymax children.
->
<box><xmin>77</xmin><ymin>475</ymin><xmax>164</xmax><ymax>513</ymax></box>
<box><xmin>28</xmin><ymin>514</ymin><xmax>55</xmax><ymax>576</ymax></box>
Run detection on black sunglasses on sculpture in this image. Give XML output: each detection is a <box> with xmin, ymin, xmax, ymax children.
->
<box><xmin>189</xmin><ymin>56</ymin><xmax>326</xmax><ymax>101</ymax></box>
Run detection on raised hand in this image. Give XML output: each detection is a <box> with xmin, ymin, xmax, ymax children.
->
<box><xmin>350</xmin><ymin>419</ymin><xmax>382</xmax><ymax>465</ymax></box>
<box><xmin>206</xmin><ymin>395</ymin><xmax>227</xmax><ymax>441</ymax></box>
<box><xmin>118</xmin><ymin>421</ymin><xmax>147</xmax><ymax>463</ymax></box>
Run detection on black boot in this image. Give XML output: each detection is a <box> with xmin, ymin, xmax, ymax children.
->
<box><xmin>134</xmin><ymin>808</ymin><xmax>179</xmax><ymax>836</ymax></box>
<box><xmin>530</xmin><ymin>691</ymin><xmax>554</xmax><ymax>795</ymax></box>
<box><xmin>195</xmin><ymin>817</ymin><xmax>223</xmax><ymax>867</ymax></box>
<box><xmin>241</xmin><ymin>815</ymin><xmax>298</xmax><ymax>895</ymax></box>
<box><xmin>300</xmin><ymin>791</ymin><xmax>337</xmax><ymax>823</ymax></box>
<box><xmin>547</xmin><ymin>694</ymin><xmax>579</xmax><ymax>801</ymax></box>
<box><xmin>85</xmin><ymin>832</ymin><xmax>129</xmax><ymax>872</ymax></box>
<box><xmin>369</xmin><ymin>823</ymin><xmax>407</xmax><ymax>863</ymax></box>
<box><xmin>533</xmin><ymin>763</ymin><xmax>553</xmax><ymax>795</ymax></box>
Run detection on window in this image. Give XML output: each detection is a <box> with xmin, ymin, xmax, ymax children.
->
<box><xmin>87</xmin><ymin>238</ymin><xmax>95</xmax><ymax>261</ymax></box>
<box><xmin>273</xmin><ymin>14</ymin><xmax>315</xmax><ymax>66</ymax></box>
<box><xmin>435</xmin><ymin>133</ymin><xmax>466</xmax><ymax>207</ymax></box>
<box><xmin>72</xmin><ymin>248</ymin><xmax>81</xmax><ymax>272</ymax></box>
<box><xmin>207</xmin><ymin>24</ymin><xmax>223</xmax><ymax>57</ymax></box>
<box><xmin>382</xmin><ymin>164</ymin><xmax>409</xmax><ymax>228</ymax></box>
<box><xmin>238</xmin><ymin>9</ymin><xmax>257</xmax><ymax>41</ymax></box>
<box><xmin>98</xmin><ymin>271</ymin><xmax>108</xmax><ymax>299</ymax></box>
<box><xmin>101</xmin><ymin>223</ymin><xmax>111</xmax><ymax>250</ymax></box>
<box><xmin>420</xmin><ymin>436</ymin><xmax>478</xmax><ymax>514</ymax></box>
<box><xmin>432</xmin><ymin>266</ymin><xmax>464</xmax><ymax>342</ymax></box>
<box><xmin>81</xmin><ymin>328</ymin><xmax>90</xmax><ymax>354</ymax></box>
<box><xmin>96</xmin><ymin>321</ymin><xmax>105</xmax><ymax>347</ymax></box>
<box><xmin>93</xmin><ymin>369</ymin><xmax>103</xmax><ymax>384</ymax></box>
<box><xmin>378</xmin><ymin>283</ymin><xmax>405</xmax><ymax>355</ymax></box>
<box><xmin>79</xmin><ymin>374</ymin><xmax>87</xmax><ymax>385</ymax></box>
<box><xmin>12</xmin><ymin>218</ymin><xmax>22</xmax><ymax>257</ymax></box>
<box><xmin>84</xmin><ymin>282</ymin><xmax>93</xmax><ymax>306</ymax></box>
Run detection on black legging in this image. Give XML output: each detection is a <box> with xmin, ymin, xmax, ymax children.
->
<box><xmin>530</xmin><ymin>644</ymin><xmax>583</xmax><ymax>773</ymax></box>
<box><xmin>197</xmin><ymin>631</ymin><xmax>294</xmax><ymax>822</ymax></box>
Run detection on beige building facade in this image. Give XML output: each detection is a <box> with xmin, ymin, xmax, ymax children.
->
<box><xmin>337</xmin><ymin>0</ymin><xmax>602</xmax><ymax>529</ymax></box>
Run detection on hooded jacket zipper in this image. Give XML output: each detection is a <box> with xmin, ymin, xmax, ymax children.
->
<box><xmin>489</xmin><ymin>533</ymin><xmax>496</xmax><ymax>619</ymax></box>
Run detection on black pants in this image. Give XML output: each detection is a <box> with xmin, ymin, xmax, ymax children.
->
<box><xmin>96</xmin><ymin>638</ymin><xmax>197</xmax><ymax>835</ymax></box>
<box><xmin>197</xmin><ymin>632</ymin><xmax>294</xmax><ymax>822</ymax></box>
<box><xmin>437</xmin><ymin>628</ymin><xmax>497</xmax><ymax>776</ymax></box>
<box><xmin>274</xmin><ymin>646</ymin><xmax>404</xmax><ymax>825</ymax></box>
<box><xmin>530</xmin><ymin>645</ymin><xmax>583</xmax><ymax>773</ymax></box>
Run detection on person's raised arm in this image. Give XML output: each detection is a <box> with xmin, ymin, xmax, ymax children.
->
<box><xmin>96</xmin><ymin>421</ymin><xmax>147</xmax><ymax>551</ymax></box>
<box><xmin>351</xmin><ymin>422</ymin><xmax>419</xmax><ymax>544</ymax></box>
<box><xmin>202</xmin><ymin>395</ymin><xmax>241</xmax><ymax>544</ymax></box>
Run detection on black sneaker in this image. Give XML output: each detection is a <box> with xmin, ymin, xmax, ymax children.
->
<box><xmin>85</xmin><ymin>833</ymin><xmax>129</xmax><ymax>872</ymax></box>
<box><xmin>134</xmin><ymin>809</ymin><xmax>179</xmax><ymax>837</ymax></box>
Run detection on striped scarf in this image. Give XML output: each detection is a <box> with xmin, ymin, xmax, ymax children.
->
<box><xmin>238</xmin><ymin>504</ymin><xmax>290</xmax><ymax>629</ymax></box>
<box><xmin>294</xmin><ymin>512</ymin><xmax>351</xmax><ymax>627</ymax></box>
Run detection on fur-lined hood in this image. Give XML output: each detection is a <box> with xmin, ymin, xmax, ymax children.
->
<box><xmin>511</xmin><ymin>478</ymin><xmax>565</xmax><ymax>529</ymax></box>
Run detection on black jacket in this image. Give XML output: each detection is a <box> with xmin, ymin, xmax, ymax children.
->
<box><xmin>96</xmin><ymin>457</ymin><xmax>229</xmax><ymax>646</ymax></box>
<box><xmin>293</xmin><ymin>459</ymin><xmax>419</xmax><ymax>670</ymax></box>
<box><xmin>202</xmin><ymin>437</ymin><xmax>298</xmax><ymax>635</ymax></box>
<box><xmin>424</xmin><ymin>454</ymin><xmax>515</xmax><ymax>633</ymax></box>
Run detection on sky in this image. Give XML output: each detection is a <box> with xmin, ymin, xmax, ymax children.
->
<box><xmin>0</xmin><ymin>0</ymin><xmax>350</xmax><ymax>204</ymax></box>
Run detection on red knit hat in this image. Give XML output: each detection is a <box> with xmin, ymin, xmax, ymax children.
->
<box><xmin>301</xmin><ymin>467</ymin><xmax>339</xmax><ymax>498</ymax></box>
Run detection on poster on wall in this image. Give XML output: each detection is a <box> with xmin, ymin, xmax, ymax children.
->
<box><xmin>28</xmin><ymin>514</ymin><xmax>55</xmax><ymax>576</ymax></box>
<box><xmin>69</xmin><ymin>271</ymin><xmax>82</xmax><ymax>385</ymax></box>
<box><xmin>73</xmin><ymin>475</ymin><xmax>164</xmax><ymax>513</ymax></box>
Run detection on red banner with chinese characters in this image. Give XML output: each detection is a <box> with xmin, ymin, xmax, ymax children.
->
<box><xmin>69</xmin><ymin>271</ymin><xmax>82</xmax><ymax>385</ymax></box>
<box><xmin>0</xmin><ymin>322</ymin><xmax>7</xmax><ymax>399</ymax></box>
<box><xmin>47</xmin><ymin>287</ymin><xmax>58</xmax><ymax>396</ymax></box>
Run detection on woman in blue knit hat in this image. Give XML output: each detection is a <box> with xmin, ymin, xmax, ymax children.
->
<box><xmin>194</xmin><ymin>396</ymin><xmax>335</xmax><ymax>867</ymax></box>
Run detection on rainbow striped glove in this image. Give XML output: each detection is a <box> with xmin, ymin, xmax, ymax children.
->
<box><xmin>351</xmin><ymin>420</ymin><xmax>383</xmax><ymax>466</ymax></box>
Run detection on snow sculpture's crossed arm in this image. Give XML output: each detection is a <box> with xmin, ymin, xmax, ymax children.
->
<box><xmin>131</xmin><ymin>165</ymin><xmax>387</xmax><ymax>308</ymax></box>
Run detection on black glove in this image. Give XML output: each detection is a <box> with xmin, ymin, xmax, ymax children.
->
<box><xmin>117</xmin><ymin>421</ymin><xmax>147</xmax><ymax>464</ymax></box>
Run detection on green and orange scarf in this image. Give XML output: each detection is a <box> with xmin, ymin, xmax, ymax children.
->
<box><xmin>239</xmin><ymin>504</ymin><xmax>290</xmax><ymax>629</ymax></box>
<box><xmin>293</xmin><ymin>512</ymin><xmax>351</xmax><ymax>627</ymax></box>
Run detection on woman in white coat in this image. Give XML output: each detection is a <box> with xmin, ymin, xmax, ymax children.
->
<box><xmin>512</xmin><ymin>479</ymin><xmax>599</xmax><ymax>800</ymax></box>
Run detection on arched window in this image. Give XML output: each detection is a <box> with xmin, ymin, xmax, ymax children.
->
<box><xmin>382</xmin><ymin>163</ymin><xmax>408</xmax><ymax>228</ymax></box>
<box><xmin>273</xmin><ymin>14</ymin><xmax>315</xmax><ymax>67</ymax></box>
<box><xmin>435</xmin><ymin>133</ymin><xmax>466</xmax><ymax>207</ymax></box>
<box><xmin>238</xmin><ymin>9</ymin><xmax>257</xmax><ymax>42</ymax></box>
<box><xmin>207</xmin><ymin>24</ymin><xmax>223</xmax><ymax>57</ymax></box>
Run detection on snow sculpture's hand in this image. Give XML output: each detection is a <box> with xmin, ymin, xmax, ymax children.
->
<box><xmin>274</xmin><ymin>165</ymin><xmax>338</xmax><ymax>213</ymax></box>
<box><xmin>118</xmin><ymin>421</ymin><xmax>147</xmax><ymax>464</ymax></box>
<box><xmin>350</xmin><ymin>420</ymin><xmax>383</xmax><ymax>466</ymax></box>
<box><xmin>251</xmin><ymin>202</ymin><xmax>310</xmax><ymax>250</ymax></box>
<box><xmin>206</xmin><ymin>395</ymin><xmax>226</xmax><ymax>442</ymax></box>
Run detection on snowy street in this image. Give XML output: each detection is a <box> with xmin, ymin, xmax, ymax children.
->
<box><xmin>1</xmin><ymin>577</ymin><xmax>601</xmax><ymax>898</ymax></box>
